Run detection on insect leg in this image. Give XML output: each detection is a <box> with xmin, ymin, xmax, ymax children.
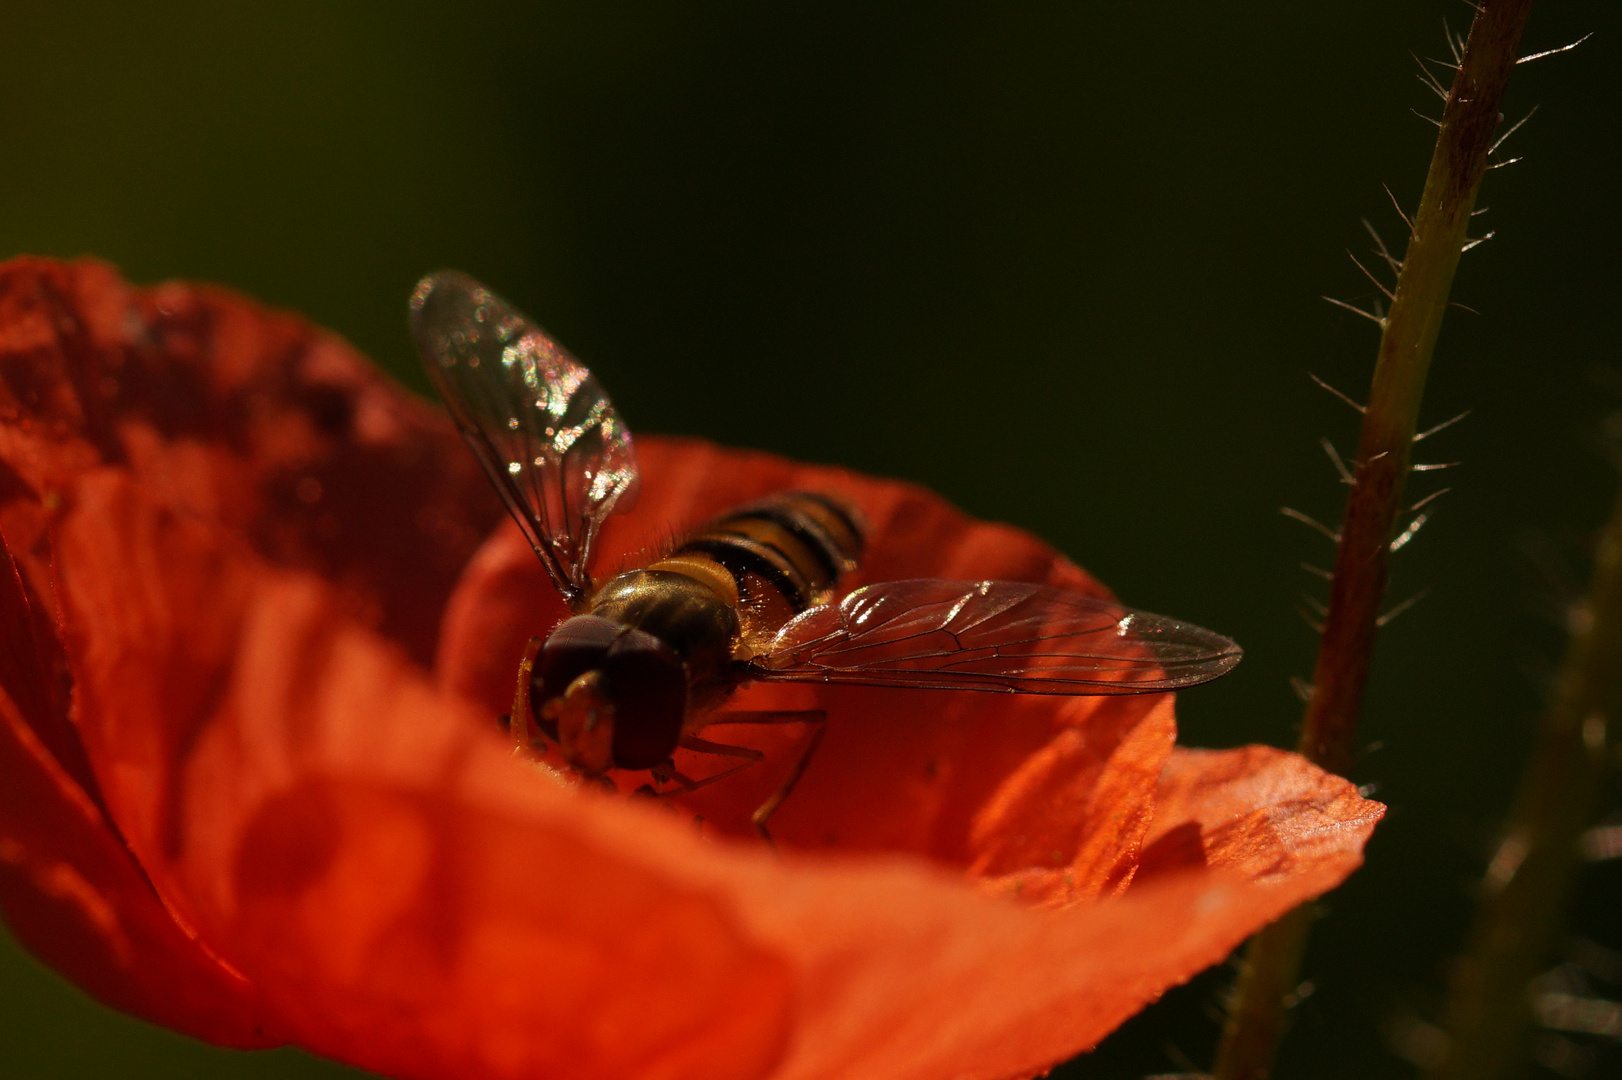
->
<box><xmin>676</xmin><ymin>735</ymin><xmax>765</xmax><ymax>767</ymax></box>
<box><xmin>652</xmin><ymin>736</ymin><xmax>766</xmax><ymax>796</ymax></box>
<box><xmin>703</xmin><ymin>709</ymin><xmax>827</xmax><ymax>726</ymax></box>
<box><xmin>508</xmin><ymin>635</ymin><xmax>546</xmax><ymax>756</ymax></box>
<box><xmin>664</xmin><ymin>719</ymin><xmax>827</xmax><ymax>846</ymax></box>
<box><xmin>748</xmin><ymin>713</ymin><xmax>826</xmax><ymax>845</ymax></box>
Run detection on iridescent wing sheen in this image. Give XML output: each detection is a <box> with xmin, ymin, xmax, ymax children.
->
<box><xmin>748</xmin><ymin>579</ymin><xmax>1242</xmax><ymax>694</ymax></box>
<box><xmin>410</xmin><ymin>271</ymin><xmax>639</xmax><ymax>603</ymax></box>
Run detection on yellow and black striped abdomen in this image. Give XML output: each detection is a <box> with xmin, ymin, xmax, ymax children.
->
<box><xmin>648</xmin><ymin>491</ymin><xmax>865</xmax><ymax>643</ymax></box>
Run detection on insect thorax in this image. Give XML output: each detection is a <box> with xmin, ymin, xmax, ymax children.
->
<box><xmin>587</xmin><ymin>569</ymin><xmax>740</xmax><ymax>680</ymax></box>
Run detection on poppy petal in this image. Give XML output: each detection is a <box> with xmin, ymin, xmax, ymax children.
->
<box><xmin>0</xmin><ymin>500</ymin><xmax>273</xmax><ymax>1045</ymax></box>
<box><xmin>0</xmin><ymin>254</ymin><xmax>499</xmax><ymax>1048</ymax></box>
<box><xmin>59</xmin><ymin>467</ymin><xmax>797</xmax><ymax>1080</ymax></box>
<box><xmin>0</xmin><ymin>255</ymin><xmax>503</xmax><ymax>668</ymax></box>
<box><xmin>57</xmin><ymin>462</ymin><xmax>1381</xmax><ymax>1080</ymax></box>
<box><xmin>1136</xmin><ymin>745</ymin><xmax>1385</xmax><ymax>884</ymax></box>
<box><xmin>4</xmin><ymin>257</ymin><xmax>1385</xmax><ymax>1080</ymax></box>
<box><xmin>0</xmin><ymin>577</ymin><xmax>273</xmax><ymax>1045</ymax></box>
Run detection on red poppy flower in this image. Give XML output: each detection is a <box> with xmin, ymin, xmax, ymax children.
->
<box><xmin>0</xmin><ymin>257</ymin><xmax>1382</xmax><ymax>1080</ymax></box>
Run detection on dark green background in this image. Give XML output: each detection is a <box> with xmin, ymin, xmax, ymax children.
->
<box><xmin>3</xmin><ymin>3</ymin><xmax>1619</xmax><ymax>1077</ymax></box>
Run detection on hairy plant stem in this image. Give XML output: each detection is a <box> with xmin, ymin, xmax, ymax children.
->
<box><xmin>1427</xmin><ymin>479</ymin><xmax>1622</xmax><ymax>1080</ymax></box>
<box><xmin>1211</xmin><ymin>3</ymin><xmax>1534</xmax><ymax>1077</ymax></box>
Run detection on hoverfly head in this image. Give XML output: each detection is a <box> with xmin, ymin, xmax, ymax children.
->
<box><xmin>533</xmin><ymin>615</ymin><xmax>687</xmax><ymax>774</ymax></box>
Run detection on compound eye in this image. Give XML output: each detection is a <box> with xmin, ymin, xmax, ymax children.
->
<box><xmin>602</xmin><ymin>629</ymin><xmax>686</xmax><ymax>771</ymax></box>
<box><xmin>532</xmin><ymin>616</ymin><xmax>620</xmax><ymax>738</ymax></box>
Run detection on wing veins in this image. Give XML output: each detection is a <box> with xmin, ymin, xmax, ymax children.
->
<box><xmin>411</xmin><ymin>272</ymin><xmax>639</xmax><ymax>602</ymax></box>
<box><xmin>458</xmin><ymin>426</ymin><xmax>574</xmax><ymax>596</ymax></box>
<box><xmin>806</xmin><ymin>618</ymin><xmax>1131</xmax><ymax>660</ymax></box>
<box><xmin>755</xmin><ymin>578</ymin><xmax>1241</xmax><ymax>694</ymax></box>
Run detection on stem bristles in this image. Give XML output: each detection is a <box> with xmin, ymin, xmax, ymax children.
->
<box><xmin>1212</xmin><ymin>4</ymin><xmax>1535</xmax><ymax>1076</ymax></box>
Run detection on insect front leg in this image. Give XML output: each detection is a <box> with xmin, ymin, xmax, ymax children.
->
<box><xmin>507</xmin><ymin>635</ymin><xmax>546</xmax><ymax>756</ymax></box>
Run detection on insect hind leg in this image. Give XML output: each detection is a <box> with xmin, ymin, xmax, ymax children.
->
<box><xmin>746</xmin><ymin>714</ymin><xmax>826</xmax><ymax>845</ymax></box>
<box><xmin>690</xmin><ymin>710</ymin><xmax>829</xmax><ymax>846</ymax></box>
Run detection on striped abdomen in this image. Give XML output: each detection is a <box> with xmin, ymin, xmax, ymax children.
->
<box><xmin>594</xmin><ymin>491</ymin><xmax>864</xmax><ymax>657</ymax></box>
<box><xmin>668</xmin><ymin>491</ymin><xmax>863</xmax><ymax>624</ymax></box>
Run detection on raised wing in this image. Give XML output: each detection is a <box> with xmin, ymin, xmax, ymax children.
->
<box><xmin>748</xmin><ymin>579</ymin><xmax>1241</xmax><ymax>694</ymax></box>
<box><xmin>411</xmin><ymin>271</ymin><xmax>638</xmax><ymax>603</ymax></box>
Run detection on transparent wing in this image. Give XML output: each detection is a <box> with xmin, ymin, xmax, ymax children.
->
<box><xmin>748</xmin><ymin>579</ymin><xmax>1242</xmax><ymax>694</ymax></box>
<box><xmin>410</xmin><ymin>271</ymin><xmax>638</xmax><ymax>602</ymax></box>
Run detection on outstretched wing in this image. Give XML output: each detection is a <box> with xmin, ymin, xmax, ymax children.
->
<box><xmin>747</xmin><ymin>579</ymin><xmax>1241</xmax><ymax>694</ymax></box>
<box><xmin>410</xmin><ymin>271</ymin><xmax>639</xmax><ymax>603</ymax></box>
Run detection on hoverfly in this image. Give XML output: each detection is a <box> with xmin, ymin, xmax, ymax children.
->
<box><xmin>411</xmin><ymin>271</ymin><xmax>1241</xmax><ymax>841</ymax></box>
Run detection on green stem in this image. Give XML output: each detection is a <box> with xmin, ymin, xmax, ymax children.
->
<box><xmin>1212</xmin><ymin>3</ymin><xmax>1534</xmax><ymax>1077</ymax></box>
<box><xmin>1427</xmin><ymin>481</ymin><xmax>1622</xmax><ymax>1079</ymax></box>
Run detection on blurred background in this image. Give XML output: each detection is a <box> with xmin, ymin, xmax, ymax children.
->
<box><xmin>3</xmin><ymin>2</ymin><xmax>1620</xmax><ymax>1077</ymax></box>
